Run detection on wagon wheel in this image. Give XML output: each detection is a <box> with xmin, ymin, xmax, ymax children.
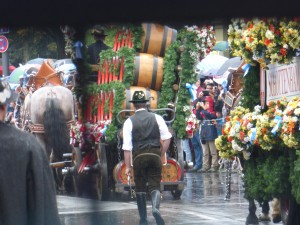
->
<box><xmin>95</xmin><ymin>143</ymin><xmax>110</xmax><ymax>200</ymax></box>
<box><xmin>68</xmin><ymin>145</ymin><xmax>82</xmax><ymax>196</ymax></box>
<box><xmin>170</xmin><ymin>138</ymin><xmax>185</xmax><ymax>200</ymax></box>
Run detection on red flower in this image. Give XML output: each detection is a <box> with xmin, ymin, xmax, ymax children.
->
<box><xmin>280</xmin><ymin>48</ymin><xmax>287</xmax><ymax>56</ymax></box>
<box><xmin>228</xmin><ymin>136</ymin><xmax>233</xmax><ymax>142</ymax></box>
<box><xmin>269</xmin><ymin>24</ymin><xmax>275</xmax><ymax>32</ymax></box>
<box><xmin>265</xmin><ymin>39</ymin><xmax>271</xmax><ymax>46</ymax></box>
<box><xmin>275</xmin><ymin>30</ymin><xmax>281</xmax><ymax>36</ymax></box>
<box><xmin>240</xmin><ymin>131</ymin><xmax>245</xmax><ymax>140</ymax></box>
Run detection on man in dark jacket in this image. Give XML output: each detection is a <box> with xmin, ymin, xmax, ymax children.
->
<box><xmin>87</xmin><ymin>25</ymin><xmax>110</xmax><ymax>65</ymax></box>
<box><xmin>0</xmin><ymin>79</ymin><xmax>61</xmax><ymax>225</ymax></box>
<box><xmin>87</xmin><ymin>25</ymin><xmax>110</xmax><ymax>82</ymax></box>
<box><xmin>123</xmin><ymin>90</ymin><xmax>172</xmax><ymax>225</ymax></box>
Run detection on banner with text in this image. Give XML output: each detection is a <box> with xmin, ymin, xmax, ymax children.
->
<box><xmin>266</xmin><ymin>57</ymin><xmax>300</xmax><ymax>103</ymax></box>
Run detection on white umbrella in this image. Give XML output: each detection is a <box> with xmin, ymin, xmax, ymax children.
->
<box><xmin>195</xmin><ymin>54</ymin><xmax>228</xmax><ymax>78</ymax></box>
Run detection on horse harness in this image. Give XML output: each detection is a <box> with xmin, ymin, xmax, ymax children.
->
<box><xmin>22</xmin><ymin>88</ymin><xmax>75</xmax><ymax>134</ymax></box>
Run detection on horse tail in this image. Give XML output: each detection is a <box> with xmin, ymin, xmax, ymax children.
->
<box><xmin>44</xmin><ymin>98</ymin><xmax>70</xmax><ymax>162</ymax></box>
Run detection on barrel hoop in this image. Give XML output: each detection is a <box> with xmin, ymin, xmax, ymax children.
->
<box><xmin>171</xmin><ymin>29</ymin><xmax>177</xmax><ymax>43</ymax></box>
<box><xmin>157</xmin><ymin>90</ymin><xmax>161</xmax><ymax>100</ymax></box>
<box><xmin>134</xmin><ymin>54</ymin><xmax>140</xmax><ymax>86</ymax></box>
<box><xmin>143</xmin><ymin>23</ymin><xmax>151</xmax><ymax>53</ymax></box>
<box><xmin>151</xmin><ymin>56</ymin><xmax>158</xmax><ymax>90</ymax></box>
<box><xmin>160</xmin><ymin>26</ymin><xmax>168</xmax><ymax>56</ymax></box>
<box><xmin>145</xmin><ymin>88</ymin><xmax>151</xmax><ymax>101</ymax></box>
<box><xmin>126</xmin><ymin>88</ymin><xmax>131</xmax><ymax>117</ymax></box>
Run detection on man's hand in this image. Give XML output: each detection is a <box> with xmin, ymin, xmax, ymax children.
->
<box><xmin>125</xmin><ymin>167</ymin><xmax>131</xmax><ymax>177</ymax></box>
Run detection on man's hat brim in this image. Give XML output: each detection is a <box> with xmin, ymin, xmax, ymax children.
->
<box><xmin>91</xmin><ymin>29</ymin><xmax>107</xmax><ymax>36</ymax></box>
<box><xmin>129</xmin><ymin>99</ymin><xmax>149</xmax><ymax>103</ymax></box>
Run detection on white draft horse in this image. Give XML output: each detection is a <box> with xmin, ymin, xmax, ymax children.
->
<box><xmin>24</xmin><ymin>85</ymin><xmax>74</xmax><ymax>162</ymax></box>
<box><xmin>23</xmin><ymin>85</ymin><xmax>75</xmax><ymax>192</ymax></box>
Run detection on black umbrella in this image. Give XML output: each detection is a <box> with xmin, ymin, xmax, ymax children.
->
<box><xmin>216</xmin><ymin>57</ymin><xmax>243</xmax><ymax>76</ymax></box>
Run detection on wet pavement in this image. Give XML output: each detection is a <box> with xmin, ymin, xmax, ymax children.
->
<box><xmin>57</xmin><ymin>171</ymin><xmax>283</xmax><ymax>225</ymax></box>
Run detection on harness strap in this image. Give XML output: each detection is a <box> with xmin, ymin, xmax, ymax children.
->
<box><xmin>28</xmin><ymin>119</ymin><xmax>75</xmax><ymax>133</ymax></box>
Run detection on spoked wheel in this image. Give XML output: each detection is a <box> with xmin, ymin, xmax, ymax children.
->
<box><xmin>67</xmin><ymin>145</ymin><xmax>82</xmax><ymax>196</ymax></box>
<box><xmin>169</xmin><ymin>138</ymin><xmax>185</xmax><ymax>200</ymax></box>
<box><xmin>280</xmin><ymin>197</ymin><xmax>289</xmax><ymax>225</ymax></box>
<box><xmin>95</xmin><ymin>143</ymin><xmax>110</xmax><ymax>201</ymax></box>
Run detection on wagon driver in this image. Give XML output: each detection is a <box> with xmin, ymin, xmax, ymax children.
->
<box><xmin>122</xmin><ymin>90</ymin><xmax>172</xmax><ymax>225</ymax></box>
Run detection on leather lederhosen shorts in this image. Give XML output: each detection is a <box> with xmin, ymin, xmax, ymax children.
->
<box><xmin>132</xmin><ymin>147</ymin><xmax>162</xmax><ymax>193</ymax></box>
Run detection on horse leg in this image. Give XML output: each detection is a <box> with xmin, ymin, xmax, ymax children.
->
<box><xmin>246</xmin><ymin>198</ymin><xmax>259</xmax><ymax>225</ymax></box>
<box><xmin>258</xmin><ymin>200</ymin><xmax>271</xmax><ymax>221</ymax></box>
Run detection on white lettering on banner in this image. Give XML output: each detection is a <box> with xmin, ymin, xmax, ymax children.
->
<box><xmin>266</xmin><ymin>57</ymin><xmax>300</xmax><ymax>103</ymax></box>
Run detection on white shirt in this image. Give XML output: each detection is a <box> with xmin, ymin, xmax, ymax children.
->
<box><xmin>122</xmin><ymin>108</ymin><xmax>172</xmax><ymax>151</ymax></box>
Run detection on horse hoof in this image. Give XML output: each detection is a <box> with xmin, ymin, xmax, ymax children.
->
<box><xmin>258</xmin><ymin>213</ymin><xmax>271</xmax><ymax>222</ymax></box>
<box><xmin>272</xmin><ymin>214</ymin><xmax>282</xmax><ymax>223</ymax></box>
<box><xmin>246</xmin><ymin>214</ymin><xmax>259</xmax><ymax>225</ymax></box>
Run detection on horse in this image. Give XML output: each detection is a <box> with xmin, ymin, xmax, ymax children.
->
<box><xmin>23</xmin><ymin>85</ymin><xmax>74</xmax><ymax>162</ymax></box>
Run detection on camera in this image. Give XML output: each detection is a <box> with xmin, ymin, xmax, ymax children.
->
<box><xmin>202</xmin><ymin>90</ymin><xmax>209</xmax><ymax>96</ymax></box>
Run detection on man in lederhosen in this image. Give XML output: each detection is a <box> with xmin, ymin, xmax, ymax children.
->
<box><xmin>122</xmin><ymin>90</ymin><xmax>172</xmax><ymax>225</ymax></box>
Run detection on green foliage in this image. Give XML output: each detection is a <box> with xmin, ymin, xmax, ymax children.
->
<box><xmin>239</xmin><ymin>64</ymin><xmax>261</xmax><ymax>110</ymax></box>
<box><xmin>103</xmin><ymin>24</ymin><xmax>144</xmax><ymax>51</ymax></box>
<box><xmin>99</xmin><ymin>47</ymin><xmax>136</xmax><ymax>89</ymax></box>
<box><xmin>243</xmin><ymin>147</ymin><xmax>292</xmax><ymax>201</ymax></box>
<box><xmin>290</xmin><ymin>150</ymin><xmax>300</xmax><ymax>204</ymax></box>
<box><xmin>85</xmin><ymin>81</ymin><xmax>126</xmax><ymax>144</ymax></box>
<box><xmin>158</xmin><ymin>41</ymin><xmax>180</xmax><ymax>108</ymax></box>
<box><xmin>171</xmin><ymin>28</ymin><xmax>199</xmax><ymax>139</ymax></box>
<box><xmin>8</xmin><ymin>27</ymin><xmax>66</xmax><ymax>66</ymax></box>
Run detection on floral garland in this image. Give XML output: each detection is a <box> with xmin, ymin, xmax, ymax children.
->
<box><xmin>215</xmin><ymin>106</ymin><xmax>258</xmax><ymax>159</ymax></box>
<box><xmin>215</xmin><ymin>96</ymin><xmax>300</xmax><ymax>159</ymax></box>
<box><xmin>70</xmin><ymin>120</ymin><xmax>110</xmax><ymax>146</ymax></box>
<box><xmin>158</xmin><ymin>41</ymin><xmax>180</xmax><ymax>109</ymax></box>
<box><xmin>184</xmin><ymin>25</ymin><xmax>216</xmax><ymax>61</ymax></box>
<box><xmin>172</xmin><ymin>25</ymin><xmax>216</xmax><ymax>139</ymax></box>
<box><xmin>280</xmin><ymin>96</ymin><xmax>300</xmax><ymax>149</ymax></box>
<box><xmin>228</xmin><ymin>17</ymin><xmax>300</xmax><ymax>69</ymax></box>
<box><xmin>255</xmin><ymin>98</ymin><xmax>288</xmax><ymax>150</ymax></box>
<box><xmin>183</xmin><ymin>105</ymin><xmax>199</xmax><ymax>137</ymax></box>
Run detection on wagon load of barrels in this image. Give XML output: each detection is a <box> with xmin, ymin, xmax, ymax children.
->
<box><xmin>79</xmin><ymin>23</ymin><xmax>184</xmax><ymax>199</ymax></box>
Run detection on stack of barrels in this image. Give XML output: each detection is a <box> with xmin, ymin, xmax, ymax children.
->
<box><xmin>85</xmin><ymin>23</ymin><xmax>177</xmax><ymax>122</ymax></box>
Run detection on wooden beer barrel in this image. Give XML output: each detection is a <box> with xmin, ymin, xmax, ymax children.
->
<box><xmin>113</xmin><ymin>161</ymin><xmax>135</xmax><ymax>185</ymax></box>
<box><xmin>162</xmin><ymin>158</ymin><xmax>182</xmax><ymax>182</ymax></box>
<box><xmin>121</xmin><ymin>86</ymin><xmax>160</xmax><ymax>118</ymax></box>
<box><xmin>141</xmin><ymin>23</ymin><xmax>177</xmax><ymax>57</ymax></box>
<box><xmin>113</xmin><ymin>158</ymin><xmax>182</xmax><ymax>185</ymax></box>
<box><xmin>133</xmin><ymin>53</ymin><xmax>164</xmax><ymax>91</ymax></box>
